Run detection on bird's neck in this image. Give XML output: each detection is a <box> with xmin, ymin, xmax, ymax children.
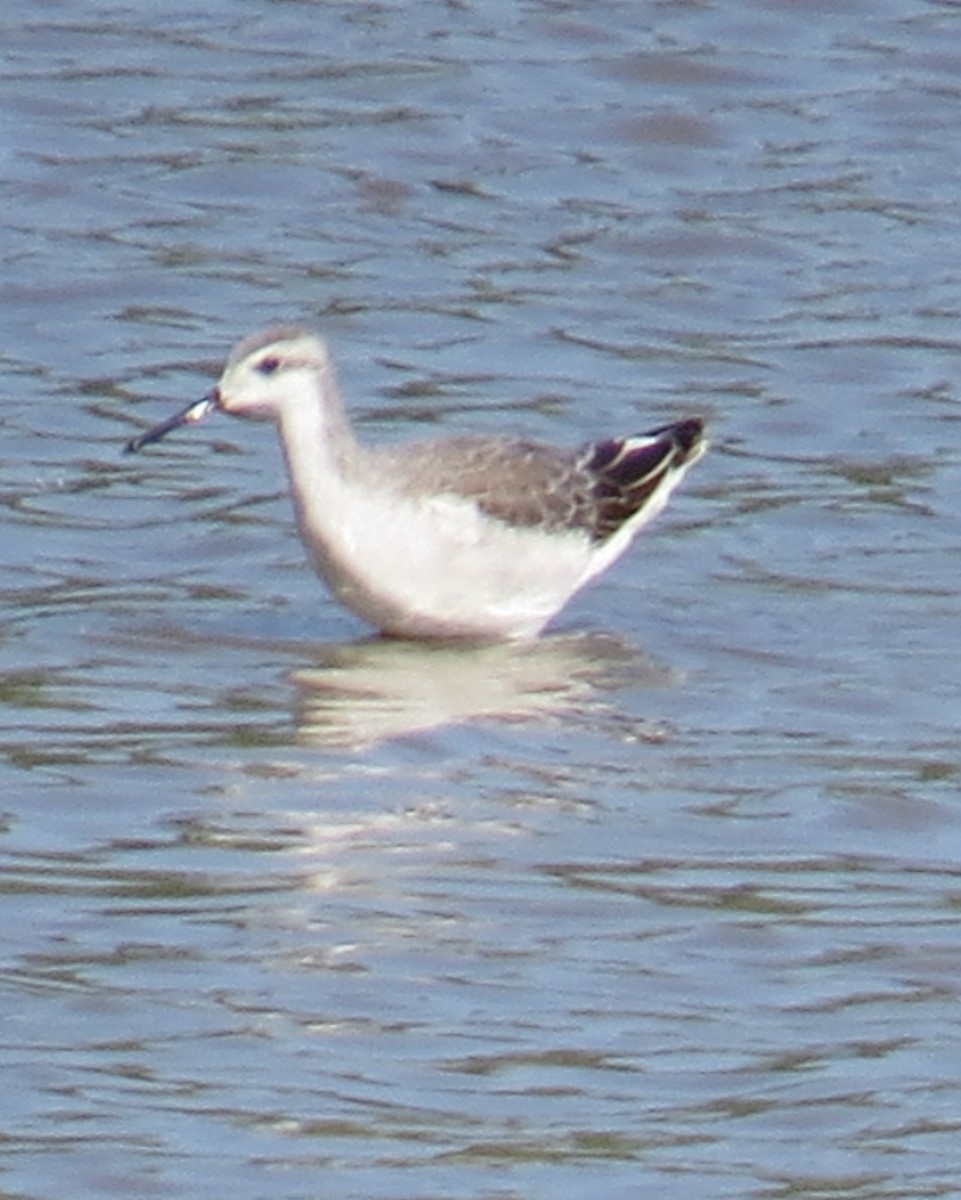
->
<box><xmin>281</xmin><ymin>359</ymin><xmax>358</xmax><ymax>462</ymax></box>
<box><xmin>274</xmin><ymin>361</ymin><xmax>365</xmax><ymax>548</ymax></box>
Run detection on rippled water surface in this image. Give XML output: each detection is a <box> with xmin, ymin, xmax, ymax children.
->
<box><xmin>2</xmin><ymin>1</ymin><xmax>961</xmax><ymax>1197</ymax></box>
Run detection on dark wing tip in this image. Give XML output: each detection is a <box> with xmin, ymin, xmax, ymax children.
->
<box><xmin>579</xmin><ymin>417</ymin><xmax>706</xmax><ymax>541</ymax></box>
<box><xmin>643</xmin><ymin>416</ymin><xmax>706</xmax><ymax>461</ymax></box>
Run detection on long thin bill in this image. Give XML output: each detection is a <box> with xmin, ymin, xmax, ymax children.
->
<box><xmin>124</xmin><ymin>394</ymin><xmax>218</xmax><ymax>454</ymax></box>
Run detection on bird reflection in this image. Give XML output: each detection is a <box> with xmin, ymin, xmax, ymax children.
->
<box><xmin>291</xmin><ymin>630</ymin><xmax>676</xmax><ymax>749</ymax></box>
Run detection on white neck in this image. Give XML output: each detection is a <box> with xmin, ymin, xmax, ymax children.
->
<box><xmin>273</xmin><ymin>361</ymin><xmax>363</xmax><ymax>552</ymax></box>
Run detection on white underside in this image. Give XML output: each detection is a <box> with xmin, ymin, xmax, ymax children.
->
<box><xmin>294</xmin><ymin>472</ymin><xmax>687</xmax><ymax>640</ymax></box>
<box><xmin>300</xmin><ymin>487</ymin><xmax>587</xmax><ymax>639</ymax></box>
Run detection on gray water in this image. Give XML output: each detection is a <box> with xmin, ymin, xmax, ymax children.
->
<box><xmin>2</xmin><ymin>1</ymin><xmax>961</xmax><ymax>1197</ymax></box>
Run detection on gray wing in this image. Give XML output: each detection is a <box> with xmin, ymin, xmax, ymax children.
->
<box><xmin>389</xmin><ymin>436</ymin><xmax>593</xmax><ymax>533</ymax></box>
<box><xmin>387</xmin><ymin>417</ymin><xmax>704</xmax><ymax>543</ymax></box>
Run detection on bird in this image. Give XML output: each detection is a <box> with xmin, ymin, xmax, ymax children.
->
<box><xmin>125</xmin><ymin>327</ymin><xmax>706</xmax><ymax>641</ymax></box>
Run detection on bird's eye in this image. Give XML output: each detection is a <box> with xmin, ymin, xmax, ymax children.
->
<box><xmin>256</xmin><ymin>355</ymin><xmax>281</xmax><ymax>376</ymax></box>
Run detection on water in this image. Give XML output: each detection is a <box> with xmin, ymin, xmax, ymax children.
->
<box><xmin>2</xmin><ymin>1</ymin><xmax>961</xmax><ymax>1197</ymax></box>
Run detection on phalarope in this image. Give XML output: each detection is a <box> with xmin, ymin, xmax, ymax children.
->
<box><xmin>125</xmin><ymin>327</ymin><xmax>706</xmax><ymax>641</ymax></box>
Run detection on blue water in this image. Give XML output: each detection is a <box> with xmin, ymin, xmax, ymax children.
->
<box><xmin>1</xmin><ymin>1</ymin><xmax>961</xmax><ymax>1197</ymax></box>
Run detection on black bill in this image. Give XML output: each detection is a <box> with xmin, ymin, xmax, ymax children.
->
<box><xmin>124</xmin><ymin>393</ymin><xmax>218</xmax><ymax>454</ymax></box>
